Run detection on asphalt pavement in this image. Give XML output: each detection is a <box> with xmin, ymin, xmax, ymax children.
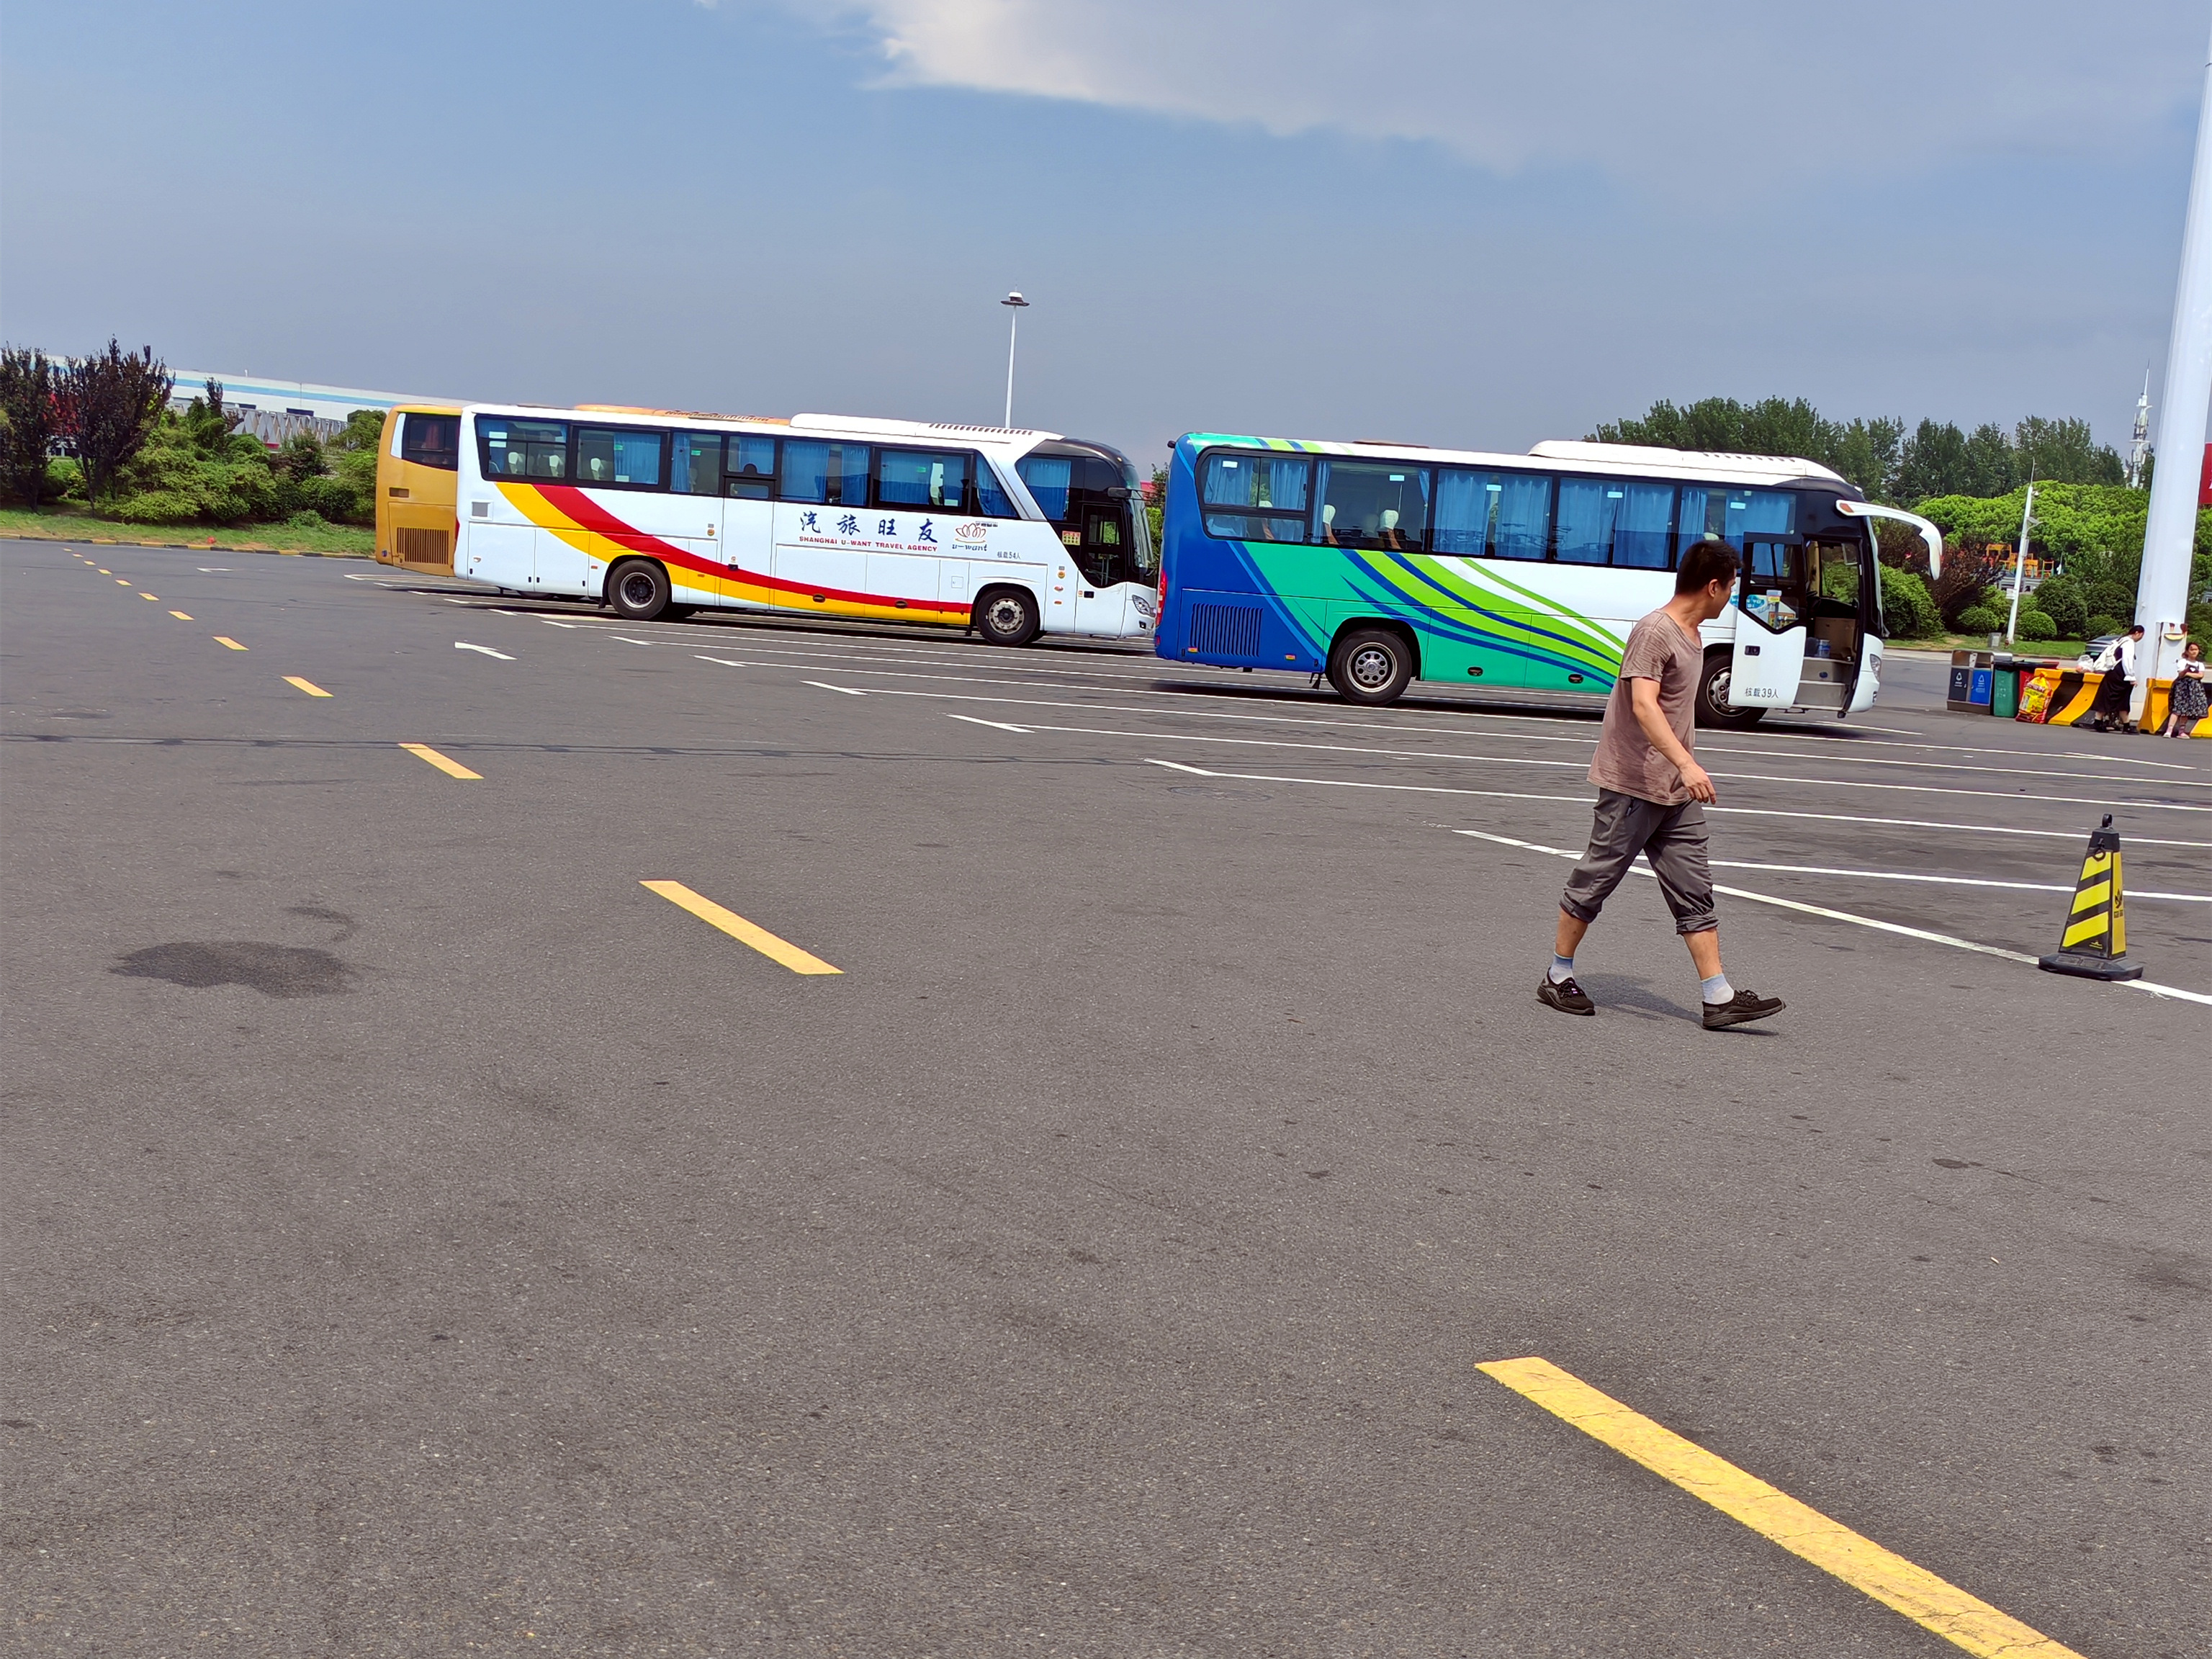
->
<box><xmin>4</xmin><ymin>539</ymin><xmax>2206</xmax><ymax>1658</ymax></box>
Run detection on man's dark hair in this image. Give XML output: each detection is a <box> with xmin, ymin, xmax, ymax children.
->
<box><xmin>1676</xmin><ymin>536</ymin><xmax>1741</xmax><ymax>595</ymax></box>
<box><xmin>2127</xmin><ymin>622</ymin><xmax>2146</xmax><ymax>635</ymax></box>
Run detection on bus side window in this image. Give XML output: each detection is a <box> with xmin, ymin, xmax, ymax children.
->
<box><xmin>671</xmin><ymin>431</ymin><xmax>722</xmax><ymax>495</ymax></box>
<box><xmin>727</xmin><ymin>435</ymin><xmax>775</xmax><ymax>500</ymax></box>
<box><xmin>878</xmin><ymin>448</ymin><xmax>968</xmax><ymax>509</ymax></box>
<box><xmin>575</xmin><ymin>426</ymin><xmax>665</xmax><ymax>489</ymax></box>
<box><xmin>974</xmin><ymin>455</ymin><xmax>1019</xmax><ymax>518</ymax></box>
<box><xmin>1017</xmin><ymin>455</ymin><xmax>1071</xmax><ymax>518</ymax></box>
<box><xmin>479</xmin><ymin>417</ymin><xmax>567</xmax><ymax>480</ymax></box>
<box><xmin>780</xmin><ymin>440</ymin><xmax>869</xmax><ymax>505</ymax></box>
<box><xmin>400</xmin><ymin>414</ymin><xmax>459</xmax><ymax>469</ymax></box>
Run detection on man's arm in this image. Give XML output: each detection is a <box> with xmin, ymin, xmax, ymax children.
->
<box><xmin>1628</xmin><ymin>676</ymin><xmax>1716</xmax><ymax>802</ymax></box>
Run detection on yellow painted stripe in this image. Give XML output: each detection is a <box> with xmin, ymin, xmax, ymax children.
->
<box><xmin>1477</xmin><ymin>1357</ymin><xmax>2085</xmax><ymax>1658</ymax></box>
<box><xmin>641</xmin><ymin>880</ymin><xmax>842</xmax><ymax>975</ymax></box>
<box><xmin>2060</xmin><ymin>914</ymin><xmax>2110</xmax><ymax>949</ymax></box>
<box><xmin>139</xmin><ymin>591</ymin><xmax>158</xmax><ymax>601</ymax></box>
<box><xmin>168</xmin><ymin>610</ymin><xmax>193</xmax><ymax>621</ymax></box>
<box><xmin>2049</xmin><ymin>683</ymin><xmax>2099</xmax><ymax>727</ymax></box>
<box><xmin>214</xmin><ymin>636</ymin><xmax>247</xmax><ymax>650</ymax></box>
<box><xmin>2069</xmin><ymin>880</ymin><xmax>2110</xmax><ymax>912</ymax></box>
<box><xmin>96</xmin><ymin>568</ymin><xmax>111</xmax><ymax>574</ymax></box>
<box><xmin>115</xmin><ymin>577</ymin><xmax>130</xmax><ymax>585</ymax></box>
<box><xmin>283</xmin><ymin>675</ymin><xmax>333</xmax><ymax>698</ymax></box>
<box><xmin>398</xmin><ymin>742</ymin><xmax>482</xmax><ymax>780</ymax></box>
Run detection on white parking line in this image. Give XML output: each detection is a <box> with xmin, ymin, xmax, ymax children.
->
<box><xmin>645</xmin><ymin>637</ymin><xmax>2201</xmax><ymax>776</ymax></box>
<box><xmin>1130</xmin><ymin>758</ymin><xmax>2212</xmax><ymax>849</ymax></box>
<box><xmin>1451</xmin><ymin>827</ymin><xmax>2212</xmax><ymax>1005</ymax></box>
<box><xmin>611</xmin><ymin>635</ymin><xmax>657</xmax><ymax>646</ymax></box>
<box><xmin>948</xmin><ymin>713</ymin><xmax>1033</xmax><ymax>733</ymax></box>
<box><xmin>804</xmin><ymin>680</ymin><xmax>867</xmax><ymax>696</ymax></box>
<box><xmin>454</xmin><ymin>642</ymin><xmax>513</xmax><ymax>660</ymax></box>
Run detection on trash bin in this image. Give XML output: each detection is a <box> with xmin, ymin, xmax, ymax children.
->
<box><xmin>1992</xmin><ymin>664</ymin><xmax>2020</xmax><ymax>719</ymax></box>
<box><xmin>1948</xmin><ymin>650</ymin><xmax>1995</xmax><ymax>713</ymax></box>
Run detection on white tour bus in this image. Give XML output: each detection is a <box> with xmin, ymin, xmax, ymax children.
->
<box><xmin>451</xmin><ymin>403</ymin><xmax>1159</xmax><ymax>644</ymax></box>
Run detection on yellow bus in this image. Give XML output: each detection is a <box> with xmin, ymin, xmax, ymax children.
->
<box><xmin>374</xmin><ymin>405</ymin><xmax>464</xmax><ymax>573</ymax></box>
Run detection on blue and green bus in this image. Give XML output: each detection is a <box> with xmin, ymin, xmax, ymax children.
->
<box><xmin>1153</xmin><ymin>432</ymin><xmax>1943</xmax><ymax>727</ymax></box>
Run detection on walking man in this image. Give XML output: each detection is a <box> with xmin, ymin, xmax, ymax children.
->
<box><xmin>1539</xmin><ymin>537</ymin><xmax>1785</xmax><ymax>1029</ymax></box>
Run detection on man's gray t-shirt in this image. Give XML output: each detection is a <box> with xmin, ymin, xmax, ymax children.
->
<box><xmin>1588</xmin><ymin>611</ymin><xmax>1702</xmax><ymax>805</ymax></box>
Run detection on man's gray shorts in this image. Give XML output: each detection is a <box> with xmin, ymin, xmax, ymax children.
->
<box><xmin>1560</xmin><ymin>789</ymin><xmax>1717</xmax><ymax>935</ymax></box>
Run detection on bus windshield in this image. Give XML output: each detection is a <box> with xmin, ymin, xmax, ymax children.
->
<box><xmin>1018</xmin><ymin>443</ymin><xmax>1157</xmax><ymax>590</ymax></box>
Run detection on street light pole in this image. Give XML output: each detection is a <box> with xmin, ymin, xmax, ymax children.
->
<box><xmin>1001</xmin><ymin>290</ymin><xmax>1029</xmax><ymax>428</ymax></box>
<box><xmin>2137</xmin><ymin>18</ymin><xmax>2212</xmax><ymax>690</ymax></box>
<box><xmin>2005</xmin><ymin>471</ymin><xmax>2035</xmax><ymax>644</ymax></box>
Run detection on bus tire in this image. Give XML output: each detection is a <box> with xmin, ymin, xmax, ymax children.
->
<box><xmin>1695</xmin><ymin>647</ymin><xmax>1766</xmax><ymax>729</ymax></box>
<box><xmin>974</xmin><ymin>585</ymin><xmax>1040</xmax><ymax>647</ymax></box>
<box><xmin>608</xmin><ymin>559</ymin><xmax>671</xmax><ymax>621</ymax></box>
<box><xmin>1328</xmin><ymin>625</ymin><xmax>1415</xmax><ymax>705</ymax></box>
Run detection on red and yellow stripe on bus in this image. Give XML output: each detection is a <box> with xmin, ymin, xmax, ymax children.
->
<box><xmin>500</xmin><ymin>482</ymin><xmax>975</xmax><ymax>625</ymax></box>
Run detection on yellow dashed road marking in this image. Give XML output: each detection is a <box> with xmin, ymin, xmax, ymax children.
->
<box><xmin>641</xmin><ymin>881</ymin><xmax>842</xmax><ymax>975</ymax></box>
<box><xmin>398</xmin><ymin>742</ymin><xmax>482</xmax><ymax>780</ymax></box>
<box><xmin>283</xmin><ymin>675</ymin><xmax>333</xmax><ymax>698</ymax></box>
<box><xmin>140</xmin><ymin>592</ymin><xmax>158</xmax><ymax>601</ymax></box>
<box><xmin>1477</xmin><ymin>1357</ymin><xmax>2085</xmax><ymax>1659</ymax></box>
<box><xmin>169</xmin><ymin>611</ymin><xmax>193</xmax><ymax>621</ymax></box>
<box><xmin>215</xmin><ymin>637</ymin><xmax>247</xmax><ymax>650</ymax></box>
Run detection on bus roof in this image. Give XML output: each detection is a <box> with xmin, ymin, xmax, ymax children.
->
<box><xmin>1177</xmin><ymin>431</ymin><xmax>1856</xmax><ymax>496</ymax></box>
<box><xmin>468</xmin><ymin>402</ymin><xmax>1066</xmax><ymax>457</ymax></box>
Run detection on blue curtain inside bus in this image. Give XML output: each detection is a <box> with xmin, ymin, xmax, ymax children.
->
<box><xmin>781</xmin><ymin>441</ymin><xmax>870</xmax><ymax>505</ymax></box>
<box><xmin>1017</xmin><ymin>456</ymin><xmax>1072</xmax><ymax>518</ymax></box>
<box><xmin>1678</xmin><ymin>486</ymin><xmax>1794</xmax><ymax>557</ymax></box>
<box><xmin>1555</xmin><ymin>480</ymin><xmax>1616</xmax><ymax>565</ymax></box>
<box><xmin>879</xmin><ymin>449</ymin><xmax>968</xmax><ymax>508</ymax></box>
<box><xmin>976</xmin><ymin>462</ymin><xmax>1017</xmax><ymax>518</ymax></box>
<box><xmin>1493</xmin><ymin>475</ymin><xmax>1550</xmax><ymax>561</ymax></box>
<box><xmin>1432</xmin><ymin>470</ymin><xmax>1490</xmax><ymax>555</ymax></box>
<box><xmin>576</xmin><ymin>427</ymin><xmax>662</xmax><ymax>487</ymax></box>
<box><xmin>1614</xmin><ymin>481</ymin><xmax>1673</xmax><ymax>568</ymax></box>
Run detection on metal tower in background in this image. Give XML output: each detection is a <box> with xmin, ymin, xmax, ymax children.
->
<box><xmin>2126</xmin><ymin>369</ymin><xmax>2151</xmax><ymax>488</ymax></box>
<box><xmin>2136</xmin><ymin>19</ymin><xmax>2212</xmax><ymax>685</ymax></box>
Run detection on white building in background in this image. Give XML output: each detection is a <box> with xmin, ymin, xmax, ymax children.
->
<box><xmin>170</xmin><ymin>369</ymin><xmax>459</xmax><ymax>448</ymax></box>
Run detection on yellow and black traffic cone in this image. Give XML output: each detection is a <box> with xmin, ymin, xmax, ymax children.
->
<box><xmin>2038</xmin><ymin>814</ymin><xmax>2141</xmax><ymax>981</ymax></box>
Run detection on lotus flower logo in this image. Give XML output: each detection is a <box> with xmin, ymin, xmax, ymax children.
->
<box><xmin>954</xmin><ymin>521</ymin><xmax>988</xmax><ymax>542</ymax></box>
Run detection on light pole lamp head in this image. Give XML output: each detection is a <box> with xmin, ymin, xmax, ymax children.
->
<box><xmin>1002</xmin><ymin>290</ymin><xmax>1030</xmax><ymax>309</ymax></box>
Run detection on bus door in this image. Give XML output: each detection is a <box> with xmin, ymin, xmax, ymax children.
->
<box><xmin>1069</xmin><ymin>490</ymin><xmax>1141</xmax><ymax>632</ymax></box>
<box><xmin>719</xmin><ymin>434</ymin><xmax>778</xmax><ymax>590</ymax></box>
<box><xmin>1730</xmin><ymin>536</ymin><xmax>1808</xmax><ymax>708</ymax></box>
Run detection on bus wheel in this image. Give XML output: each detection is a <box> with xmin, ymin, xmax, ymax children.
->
<box><xmin>1694</xmin><ymin>647</ymin><xmax>1766</xmax><ymax>729</ymax></box>
<box><xmin>608</xmin><ymin>559</ymin><xmax>671</xmax><ymax>621</ymax></box>
<box><xmin>1328</xmin><ymin>626</ymin><xmax>1414</xmax><ymax>704</ymax></box>
<box><xmin>974</xmin><ymin>587</ymin><xmax>1040</xmax><ymax>647</ymax></box>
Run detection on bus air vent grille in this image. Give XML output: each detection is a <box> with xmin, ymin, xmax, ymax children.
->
<box><xmin>1190</xmin><ymin>603</ymin><xmax>1262</xmax><ymax>658</ymax></box>
<box><xmin>396</xmin><ymin>527</ymin><xmax>450</xmax><ymax>565</ymax></box>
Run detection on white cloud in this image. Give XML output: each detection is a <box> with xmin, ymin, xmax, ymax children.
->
<box><xmin>779</xmin><ymin>0</ymin><xmax>2200</xmax><ymax>190</ymax></box>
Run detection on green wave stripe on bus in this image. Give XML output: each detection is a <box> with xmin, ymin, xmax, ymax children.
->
<box><xmin>1351</xmin><ymin>551</ymin><xmax>1627</xmax><ymax>675</ymax></box>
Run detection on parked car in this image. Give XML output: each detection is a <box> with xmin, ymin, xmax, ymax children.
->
<box><xmin>2077</xmin><ymin>634</ymin><xmax>2120</xmax><ymax>670</ymax></box>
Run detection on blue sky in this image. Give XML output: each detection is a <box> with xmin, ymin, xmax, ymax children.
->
<box><xmin>4</xmin><ymin>1</ymin><xmax>2206</xmax><ymax>466</ymax></box>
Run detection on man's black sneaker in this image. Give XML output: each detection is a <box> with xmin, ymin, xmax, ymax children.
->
<box><xmin>1702</xmin><ymin>989</ymin><xmax>1785</xmax><ymax>1030</ymax></box>
<box><xmin>1538</xmin><ymin>975</ymin><xmax>1595</xmax><ymax>1016</ymax></box>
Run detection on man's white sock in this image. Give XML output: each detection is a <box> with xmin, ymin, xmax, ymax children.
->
<box><xmin>1550</xmin><ymin>954</ymin><xmax>1576</xmax><ymax>984</ymax></box>
<box><xmin>1701</xmin><ymin>972</ymin><xmax>1733</xmax><ymax>1004</ymax></box>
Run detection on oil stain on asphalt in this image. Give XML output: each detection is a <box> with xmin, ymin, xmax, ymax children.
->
<box><xmin>112</xmin><ymin>942</ymin><xmax>351</xmax><ymax>998</ymax></box>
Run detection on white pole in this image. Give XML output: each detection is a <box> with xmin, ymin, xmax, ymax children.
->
<box><xmin>2137</xmin><ymin>18</ymin><xmax>2212</xmax><ymax>691</ymax></box>
<box><xmin>1004</xmin><ymin>308</ymin><xmax>1018</xmax><ymax>428</ymax></box>
<box><xmin>2005</xmin><ymin>476</ymin><xmax>2034</xmax><ymax>644</ymax></box>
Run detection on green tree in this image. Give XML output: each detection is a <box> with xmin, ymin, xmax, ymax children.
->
<box><xmin>0</xmin><ymin>346</ymin><xmax>61</xmax><ymax>505</ymax></box>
